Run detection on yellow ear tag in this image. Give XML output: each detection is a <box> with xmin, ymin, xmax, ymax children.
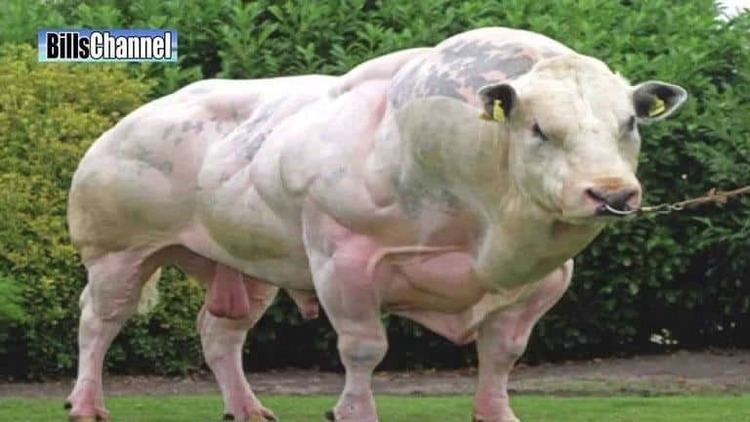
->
<box><xmin>492</xmin><ymin>99</ymin><xmax>505</xmax><ymax>122</ymax></box>
<box><xmin>649</xmin><ymin>97</ymin><xmax>666</xmax><ymax>117</ymax></box>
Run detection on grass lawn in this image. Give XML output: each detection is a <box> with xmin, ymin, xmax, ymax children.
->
<box><xmin>1</xmin><ymin>394</ymin><xmax>749</xmax><ymax>421</ymax></box>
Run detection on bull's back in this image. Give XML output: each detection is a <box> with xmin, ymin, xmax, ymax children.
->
<box><xmin>67</xmin><ymin>76</ymin><xmax>335</xmax><ymax>259</ymax></box>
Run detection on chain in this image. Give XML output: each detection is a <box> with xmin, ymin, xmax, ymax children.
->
<box><xmin>632</xmin><ymin>185</ymin><xmax>750</xmax><ymax>216</ymax></box>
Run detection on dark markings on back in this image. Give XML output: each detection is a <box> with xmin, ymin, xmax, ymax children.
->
<box><xmin>131</xmin><ymin>144</ymin><xmax>173</xmax><ymax>176</ymax></box>
<box><xmin>321</xmin><ymin>166</ymin><xmax>347</xmax><ymax>186</ymax></box>
<box><xmin>153</xmin><ymin>161</ymin><xmax>174</xmax><ymax>175</ymax></box>
<box><xmin>181</xmin><ymin>120</ymin><xmax>204</xmax><ymax>134</ymax></box>
<box><xmin>209</xmin><ymin>115</ymin><xmax>228</xmax><ymax>136</ymax></box>
<box><xmin>390</xmin><ymin>41</ymin><xmax>558</xmax><ymax>109</ymax></box>
<box><xmin>227</xmin><ymin>97</ymin><xmax>287</xmax><ymax>163</ymax></box>
<box><xmin>242</xmin><ymin>130</ymin><xmax>268</xmax><ymax>161</ymax></box>
<box><xmin>161</xmin><ymin>123</ymin><xmax>176</xmax><ymax>141</ymax></box>
<box><xmin>160</xmin><ymin>123</ymin><xmax>186</xmax><ymax>146</ymax></box>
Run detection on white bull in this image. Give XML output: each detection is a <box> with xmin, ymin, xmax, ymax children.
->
<box><xmin>66</xmin><ymin>27</ymin><xmax>686</xmax><ymax>421</ymax></box>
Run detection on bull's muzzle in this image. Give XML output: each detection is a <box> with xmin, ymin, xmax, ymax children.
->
<box><xmin>586</xmin><ymin>187</ymin><xmax>640</xmax><ymax>216</ymax></box>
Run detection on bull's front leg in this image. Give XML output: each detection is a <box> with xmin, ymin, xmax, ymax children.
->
<box><xmin>306</xmin><ymin>227</ymin><xmax>388</xmax><ymax>422</ymax></box>
<box><xmin>473</xmin><ymin>260</ymin><xmax>573</xmax><ymax>422</ymax></box>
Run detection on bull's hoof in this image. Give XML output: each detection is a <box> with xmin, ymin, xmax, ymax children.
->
<box><xmin>250</xmin><ymin>415</ymin><xmax>277</xmax><ymax>422</ymax></box>
<box><xmin>325</xmin><ymin>409</ymin><xmax>335</xmax><ymax>421</ymax></box>
<box><xmin>222</xmin><ymin>412</ymin><xmax>277</xmax><ymax>422</ymax></box>
<box><xmin>68</xmin><ymin>411</ymin><xmax>107</xmax><ymax>422</ymax></box>
<box><xmin>64</xmin><ymin>401</ymin><xmax>72</xmax><ymax>410</ymax></box>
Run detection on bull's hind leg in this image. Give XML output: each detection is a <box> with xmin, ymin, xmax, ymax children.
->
<box><xmin>472</xmin><ymin>260</ymin><xmax>573</xmax><ymax>422</ymax></box>
<box><xmin>165</xmin><ymin>247</ymin><xmax>280</xmax><ymax>421</ymax></box>
<box><xmin>197</xmin><ymin>271</ymin><xmax>279</xmax><ymax>422</ymax></box>
<box><xmin>66</xmin><ymin>250</ymin><xmax>159</xmax><ymax>421</ymax></box>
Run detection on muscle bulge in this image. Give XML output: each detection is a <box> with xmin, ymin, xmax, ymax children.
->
<box><xmin>68</xmin><ymin>82</ymin><xmax>259</xmax><ymax>256</ymax></box>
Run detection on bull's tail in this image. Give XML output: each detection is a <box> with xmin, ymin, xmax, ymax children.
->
<box><xmin>136</xmin><ymin>267</ymin><xmax>161</xmax><ymax>315</ymax></box>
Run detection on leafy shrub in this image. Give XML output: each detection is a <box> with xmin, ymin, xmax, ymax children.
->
<box><xmin>0</xmin><ymin>44</ymin><xmax>193</xmax><ymax>378</ymax></box>
<box><xmin>0</xmin><ymin>0</ymin><xmax>748</xmax><ymax>377</ymax></box>
<box><xmin>0</xmin><ymin>275</ymin><xmax>26</xmax><ymax>377</ymax></box>
<box><xmin>0</xmin><ymin>276</ymin><xmax>26</xmax><ymax>340</ymax></box>
<box><xmin>0</xmin><ymin>276</ymin><xmax>25</xmax><ymax>321</ymax></box>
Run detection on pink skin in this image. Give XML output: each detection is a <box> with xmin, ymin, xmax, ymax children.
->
<box><xmin>198</xmin><ymin>282</ymin><xmax>278</xmax><ymax>422</ymax></box>
<box><xmin>66</xmin><ymin>247</ymin><xmax>279</xmax><ymax>422</ymax></box>
<box><xmin>66</xmin><ymin>27</ymin><xmax>685</xmax><ymax>421</ymax></box>
<box><xmin>473</xmin><ymin>261</ymin><xmax>573</xmax><ymax>422</ymax></box>
<box><xmin>286</xmin><ymin>289</ymin><xmax>320</xmax><ymax>320</ymax></box>
<box><xmin>66</xmin><ymin>250</ymin><xmax>159</xmax><ymax>421</ymax></box>
<box><xmin>306</xmin><ymin>206</ymin><xmax>572</xmax><ymax>422</ymax></box>
<box><xmin>306</xmin><ymin>224</ymin><xmax>392</xmax><ymax>422</ymax></box>
<box><xmin>173</xmin><ymin>250</ymin><xmax>281</xmax><ymax>422</ymax></box>
<box><xmin>207</xmin><ymin>264</ymin><xmax>252</xmax><ymax>320</ymax></box>
<box><xmin>65</xmin><ymin>66</ymin><xmax>591</xmax><ymax>422</ymax></box>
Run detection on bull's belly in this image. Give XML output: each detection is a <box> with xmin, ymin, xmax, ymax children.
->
<box><xmin>179</xmin><ymin>217</ymin><xmax>314</xmax><ymax>290</ymax></box>
<box><xmin>186</xmin><ymin>176</ymin><xmax>315</xmax><ymax>289</ymax></box>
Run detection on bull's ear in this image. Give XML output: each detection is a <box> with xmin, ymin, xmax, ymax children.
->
<box><xmin>632</xmin><ymin>81</ymin><xmax>688</xmax><ymax>124</ymax></box>
<box><xmin>478</xmin><ymin>83</ymin><xmax>518</xmax><ymax>123</ymax></box>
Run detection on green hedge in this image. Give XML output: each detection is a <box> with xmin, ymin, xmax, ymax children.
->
<box><xmin>1</xmin><ymin>0</ymin><xmax>748</xmax><ymax>378</ymax></box>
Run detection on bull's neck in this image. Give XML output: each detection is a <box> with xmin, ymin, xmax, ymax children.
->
<box><xmin>392</xmin><ymin>102</ymin><xmax>514</xmax><ymax>210</ymax></box>
<box><xmin>381</xmin><ymin>103</ymin><xmax>603</xmax><ymax>286</ymax></box>
<box><xmin>473</xmin><ymin>201</ymin><xmax>603</xmax><ymax>288</ymax></box>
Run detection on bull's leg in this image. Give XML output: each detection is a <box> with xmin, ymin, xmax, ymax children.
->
<box><xmin>198</xmin><ymin>275</ymin><xmax>278</xmax><ymax>422</ymax></box>
<box><xmin>311</xmin><ymin>239</ymin><xmax>388</xmax><ymax>422</ymax></box>
<box><xmin>66</xmin><ymin>251</ymin><xmax>156</xmax><ymax>421</ymax></box>
<box><xmin>473</xmin><ymin>260</ymin><xmax>573</xmax><ymax>422</ymax></box>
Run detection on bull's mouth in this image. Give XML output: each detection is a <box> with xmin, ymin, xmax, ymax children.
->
<box><xmin>595</xmin><ymin>204</ymin><xmax>637</xmax><ymax>217</ymax></box>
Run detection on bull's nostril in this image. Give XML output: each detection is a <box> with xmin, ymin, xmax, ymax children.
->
<box><xmin>585</xmin><ymin>188</ymin><xmax>606</xmax><ymax>203</ymax></box>
<box><xmin>623</xmin><ymin>189</ymin><xmax>638</xmax><ymax>203</ymax></box>
<box><xmin>604</xmin><ymin>189</ymin><xmax>638</xmax><ymax>211</ymax></box>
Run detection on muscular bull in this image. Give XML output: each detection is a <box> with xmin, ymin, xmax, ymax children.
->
<box><xmin>66</xmin><ymin>27</ymin><xmax>686</xmax><ymax>421</ymax></box>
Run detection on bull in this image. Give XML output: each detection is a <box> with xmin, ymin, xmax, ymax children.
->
<box><xmin>66</xmin><ymin>27</ymin><xmax>686</xmax><ymax>421</ymax></box>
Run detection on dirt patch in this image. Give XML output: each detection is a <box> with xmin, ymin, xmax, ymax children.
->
<box><xmin>1</xmin><ymin>350</ymin><xmax>748</xmax><ymax>399</ymax></box>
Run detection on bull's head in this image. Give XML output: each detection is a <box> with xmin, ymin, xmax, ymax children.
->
<box><xmin>478</xmin><ymin>55</ymin><xmax>687</xmax><ymax>223</ymax></box>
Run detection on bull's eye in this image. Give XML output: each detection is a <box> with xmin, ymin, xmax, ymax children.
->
<box><xmin>625</xmin><ymin>116</ymin><xmax>636</xmax><ymax>133</ymax></box>
<box><xmin>532</xmin><ymin>122</ymin><xmax>549</xmax><ymax>142</ymax></box>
